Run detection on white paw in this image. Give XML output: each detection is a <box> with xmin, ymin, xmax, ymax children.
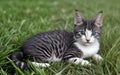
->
<box><xmin>93</xmin><ymin>54</ymin><xmax>103</xmax><ymax>62</ymax></box>
<box><xmin>68</xmin><ymin>57</ymin><xmax>91</xmax><ymax>66</ymax></box>
<box><xmin>80</xmin><ymin>60</ymin><xmax>91</xmax><ymax>66</ymax></box>
<box><xmin>68</xmin><ymin>57</ymin><xmax>80</xmax><ymax>64</ymax></box>
<box><xmin>31</xmin><ymin>62</ymin><xmax>50</xmax><ymax>67</ymax></box>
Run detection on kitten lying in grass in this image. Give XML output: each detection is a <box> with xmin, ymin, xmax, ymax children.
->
<box><xmin>11</xmin><ymin>10</ymin><xmax>103</xmax><ymax>69</ymax></box>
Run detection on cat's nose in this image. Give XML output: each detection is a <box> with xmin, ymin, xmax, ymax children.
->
<box><xmin>86</xmin><ymin>39</ymin><xmax>90</xmax><ymax>43</ymax></box>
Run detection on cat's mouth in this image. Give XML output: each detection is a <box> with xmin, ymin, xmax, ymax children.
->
<box><xmin>84</xmin><ymin>42</ymin><xmax>92</xmax><ymax>46</ymax></box>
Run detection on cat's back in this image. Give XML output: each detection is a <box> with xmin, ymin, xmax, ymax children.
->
<box><xmin>22</xmin><ymin>30</ymin><xmax>74</xmax><ymax>48</ymax></box>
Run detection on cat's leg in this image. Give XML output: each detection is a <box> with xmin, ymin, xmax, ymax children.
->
<box><xmin>92</xmin><ymin>54</ymin><xmax>103</xmax><ymax>62</ymax></box>
<box><xmin>23</xmin><ymin>47</ymin><xmax>52</xmax><ymax>67</ymax></box>
<box><xmin>63</xmin><ymin>46</ymin><xmax>91</xmax><ymax>66</ymax></box>
<box><xmin>29</xmin><ymin>56</ymin><xmax>50</xmax><ymax>67</ymax></box>
<box><xmin>30</xmin><ymin>58</ymin><xmax>50</xmax><ymax>67</ymax></box>
<box><xmin>68</xmin><ymin>57</ymin><xmax>91</xmax><ymax>66</ymax></box>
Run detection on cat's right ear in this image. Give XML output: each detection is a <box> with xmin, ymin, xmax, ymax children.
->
<box><xmin>94</xmin><ymin>11</ymin><xmax>103</xmax><ymax>27</ymax></box>
<box><xmin>74</xmin><ymin>10</ymin><xmax>83</xmax><ymax>26</ymax></box>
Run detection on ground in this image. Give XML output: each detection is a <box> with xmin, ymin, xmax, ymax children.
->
<box><xmin>0</xmin><ymin>0</ymin><xmax>120</xmax><ymax>75</ymax></box>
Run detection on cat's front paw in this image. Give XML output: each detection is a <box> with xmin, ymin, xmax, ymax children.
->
<box><xmin>92</xmin><ymin>54</ymin><xmax>103</xmax><ymax>62</ymax></box>
<box><xmin>68</xmin><ymin>57</ymin><xmax>91</xmax><ymax>66</ymax></box>
<box><xmin>80</xmin><ymin>60</ymin><xmax>91</xmax><ymax>66</ymax></box>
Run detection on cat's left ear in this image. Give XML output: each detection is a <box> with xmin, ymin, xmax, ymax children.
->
<box><xmin>94</xmin><ymin>11</ymin><xmax>103</xmax><ymax>27</ymax></box>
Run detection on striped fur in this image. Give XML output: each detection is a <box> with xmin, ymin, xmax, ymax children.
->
<box><xmin>11</xmin><ymin>10</ymin><xmax>103</xmax><ymax>69</ymax></box>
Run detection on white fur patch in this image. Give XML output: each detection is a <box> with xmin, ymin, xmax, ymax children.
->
<box><xmin>68</xmin><ymin>57</ymin><xmax>91</xmax><ymax>66</ymax></box>
<box><xmin>20</xmin><ymin>62</ymin><xmax>24</xmax><ymax>69</ymax></box>
<box><xmin>80</xmin><ymin>59</ymin><xmax>91</xmax><ymax>66</ymax></box>
<box><xmin>85</xmin><ymin>29</ymin><xmax>92</xmax><ymax>39</ymax></box>
<box><xmin>31</xmin><ymin>62</ymin><xmax>50</xmax><ymax>67</ymax></box>
<box><xmin>74</xmin><ymin>39</ymin><xmax>99</xmax><ymax>58</ymax></box>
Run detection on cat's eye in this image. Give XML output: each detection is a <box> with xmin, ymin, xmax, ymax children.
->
<box><xmin>92</xmin><ymin>32</ymin><xmax>97</xmax><ymax>36</ymax></box>
<box><xmin>79</xmin><ymin>31</ymin><xmax>85</xmax><ymax>35</ymax></box>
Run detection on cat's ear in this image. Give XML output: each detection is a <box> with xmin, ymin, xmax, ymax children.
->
<box><xmin>74</xmin><ymin>10</ymin><xmax>83</xmax><ymax>26</ymax></box>
<box><xmin>94</xmin><ymin>11</ymin><xmax>103</xmax><ymax>27</ymax></box>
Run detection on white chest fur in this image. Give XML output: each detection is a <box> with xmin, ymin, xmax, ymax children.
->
<box><xmin>74</xmin><ymin>40</ymin><xmax>99</xmax><ymax>58</ymax></box>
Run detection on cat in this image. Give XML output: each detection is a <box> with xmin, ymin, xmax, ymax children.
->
<box><xmin>11</xmin><ymin>10</ymin><xmax>103</xmax><ymax>69</ymax></box>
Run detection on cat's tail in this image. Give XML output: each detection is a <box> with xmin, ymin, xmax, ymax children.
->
<box><xmin>10</xmin><ymin>51</ymin><xmax>28</xmax><ymax>69</ymax></box>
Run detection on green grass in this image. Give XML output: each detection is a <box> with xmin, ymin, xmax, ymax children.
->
<box><xmin>0</xmin><ymin>0</ymin><xmax>120</xmax><ymax>75</ymax></box>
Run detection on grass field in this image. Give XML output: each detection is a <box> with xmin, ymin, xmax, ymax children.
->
<box><xmin>0</xmin><ymin>0</ymin><xmax>120</xmax><ymax>75</ymax></box>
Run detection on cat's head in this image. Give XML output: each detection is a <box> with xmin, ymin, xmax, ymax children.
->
<box><xmin>74</xmin><ymin>10</ymin><xmax>103</xmax><ymax>46</ymax></box>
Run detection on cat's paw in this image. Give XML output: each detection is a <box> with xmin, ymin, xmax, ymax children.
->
<box><xmin>38</xmin><ymin>63</ymin><xmax>50</xmax><ymax>67</ymax></box>
<box><xmin>80</xmin><ymin>60</ymin><xmax>91</xmax><ymax>66</ymax></box>
<box><xmin>92</xmin><ymin>54</ymin><xmax>103</xmax><ymax>62</ymax></box>
<box><xmin>31</xmin><ymin>62</ymin><xmax>50</xmax><ymax>67</ymax></box>
<box><xmin>68</xmin><ymin>57</ymin><xmax>80</xmax><ymax>64</ymax></box>
<box><xmin>68</xmin><ymin>57</ymin><xmax>91</xmax><ymax>66</ymax></box>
